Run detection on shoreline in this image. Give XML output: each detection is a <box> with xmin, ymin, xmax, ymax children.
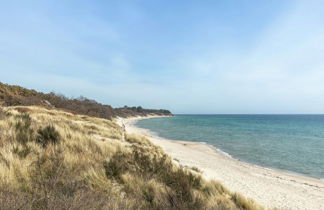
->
<box><xmin>116</xmin><ymin>115</ymin><xmax>324</xmax><ymax>210</ymax></box>
<box><xmin>127</xmin><ymin>116</ymin><xmax>323</xmax><ymax>182</ymax></box>
<box><xmin>201</xmin><ymin>141</ymin><xmax>324</xmax><ymax>182</ymax></box>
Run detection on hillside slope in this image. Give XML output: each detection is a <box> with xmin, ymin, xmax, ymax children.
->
<box><xmin>0</xmin><ymin>106</ymin><xmax>262</xmax><ymax>210</ymax></box>
<box><xmin>0</xmin><ymin>82</ymin><xmax>172</xmax><ymax>119</ymax></box>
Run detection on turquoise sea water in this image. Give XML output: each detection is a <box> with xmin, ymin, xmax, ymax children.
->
<box><xmin>135</xmin><ymin>115</ymin><xmax>324</xmax><ymax>179</ymax></box>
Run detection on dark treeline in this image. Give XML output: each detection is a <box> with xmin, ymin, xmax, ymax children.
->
<box><xmin>0</xmin><ymin>82</ymin><xmax>173</xmax><ymax>119</ymax></box>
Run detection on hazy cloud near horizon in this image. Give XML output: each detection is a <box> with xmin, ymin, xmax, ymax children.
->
<box><xmin>1</xmin><ymin>0</ymin><xmax>324</xmax><ymax>114</ymax></box>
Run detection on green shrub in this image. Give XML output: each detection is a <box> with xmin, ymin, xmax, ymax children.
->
<box><xmin>35</xmin><ymin>125</ymin><xmax>60</xmax><ymax>148</ymax></box>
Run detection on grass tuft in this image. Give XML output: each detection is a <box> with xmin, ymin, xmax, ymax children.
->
<box><xmin>191</xmin><ymin>166</ymin><xmax>202</xmax><ymax>173</ymax></box>
<box><xmin>15</xmin><ymin>114</ymin><xmax>33</xmax><ymax>145</ymax></box>
<box><xmin>12</xmin><ymin>145</ymin><xmax>31</xmax><ymax>159</ymax></box>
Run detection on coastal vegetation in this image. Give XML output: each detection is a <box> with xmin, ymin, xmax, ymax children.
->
<box><xmin>0</xmin><ymin>82</ymin><xmax>172</xmax><ymax>119</ymax></box>
<box><xmin>0</xmin><ymin>106</ymin><xmax>262</xmax><ymax>210</ymax></box>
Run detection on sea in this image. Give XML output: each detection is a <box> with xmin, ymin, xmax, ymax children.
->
<box><xmin>135</xmin><ymin>115</ymin><xmax>324</xmax><ymax>179</ymax></box>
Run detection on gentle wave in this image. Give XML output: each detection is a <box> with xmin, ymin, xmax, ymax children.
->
<box><xmin>200</xmin><ymin>142</ymin><xmax>233</xmax><ymax>158</ymax></box>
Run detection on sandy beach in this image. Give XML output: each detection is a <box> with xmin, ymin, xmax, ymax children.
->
<box><xmin>116</xmin><ymin>116</ymin><xmax>324</xmax><ymax>210</ymax></box>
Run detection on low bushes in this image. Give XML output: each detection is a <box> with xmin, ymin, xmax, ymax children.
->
<box><xmin>36</xmin><ymin>125</ymin><xmax>61</xmax><ymax>148</ymax></box>
<box><xmin>0</xmin><ymin>82</ymin><xmax>173</xmax><ymax>120</ymax></box>
<box><xmin>14</xmin><ymin>112</ymin><xmax>60</xmax><ymax>148</ymax></box>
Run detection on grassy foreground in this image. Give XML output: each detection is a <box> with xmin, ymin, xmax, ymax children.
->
<box><xmin>0</xmin><ymin>106</ymin><xmax>262</xmax><ymax>210</ymax></box>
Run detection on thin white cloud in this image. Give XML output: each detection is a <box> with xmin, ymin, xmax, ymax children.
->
<box><xmin>175</xmin><ymin>0</ymin><xmax>324</xmax><ymax>113</ymax></box>
<box><xmin>2</xmin><ymin>1</ymin><xmax>324</xmax><ymax>114</ymax></box>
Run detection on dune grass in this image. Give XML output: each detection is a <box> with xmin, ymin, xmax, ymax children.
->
<box><xmin>0</xmin><ymin>106</ymin><xmax>263</xmax><ymax>210</ymax></box>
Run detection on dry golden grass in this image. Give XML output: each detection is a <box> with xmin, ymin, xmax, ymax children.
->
<box><xmin>0</xmin><ymin>106</ymin><xmax>263</xmax><ymax>210</ymax></box>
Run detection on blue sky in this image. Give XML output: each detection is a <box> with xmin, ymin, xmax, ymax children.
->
<box><xmin>1</xmin><ymin>0</ymin><xmax>324</xmax><ymax>114</ymax></box>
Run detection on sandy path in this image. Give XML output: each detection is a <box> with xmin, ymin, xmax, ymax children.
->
<box><xmin>116</xmin><ymin>116</ymin><xmax>324</xmax><ymax>210</ymax></box>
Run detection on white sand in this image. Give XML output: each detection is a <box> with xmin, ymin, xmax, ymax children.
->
<box><xmin>116</xmin><ymin>116</ymin><xmax>324</xmax><ymax>210</ymax></box>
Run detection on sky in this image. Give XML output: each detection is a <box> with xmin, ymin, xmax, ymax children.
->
<box><xmin>1</xmin><ymin>0</ymin><xmax>324</xmax><ymax>114</ymax></box>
